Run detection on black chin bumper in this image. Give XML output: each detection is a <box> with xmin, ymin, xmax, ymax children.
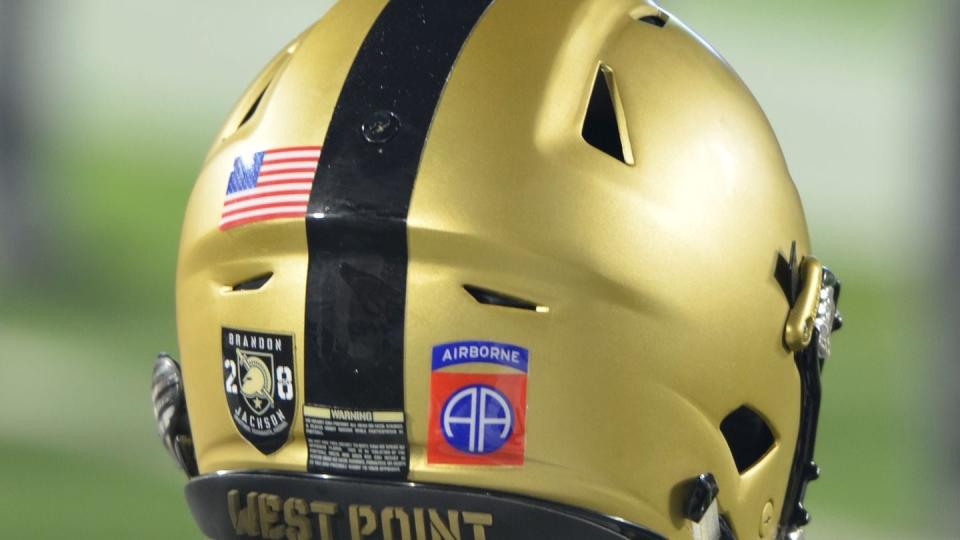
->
<box><xmin>186</xmin><ymin>471</ymin><xmax>665</xmax><ymax>540</ymax></box>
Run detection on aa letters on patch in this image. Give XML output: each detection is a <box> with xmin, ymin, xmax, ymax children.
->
<box><xmin>222</xmin><ymin>327</ymin><xmax>296</xmax><ymax>454</ymax></box>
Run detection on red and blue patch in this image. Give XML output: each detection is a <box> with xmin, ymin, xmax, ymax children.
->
<box><xmin>428</xmin><ymin>341</ymin><xmax>528</xmax><ymax>466</ymax></box>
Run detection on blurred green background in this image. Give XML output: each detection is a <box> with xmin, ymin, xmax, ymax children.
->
<box><xmin>0</xmin><ymin>0</ymin><xmax>954</xmax><ymax>538</ymax></box>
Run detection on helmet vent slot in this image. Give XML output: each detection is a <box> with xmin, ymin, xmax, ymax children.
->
<box><xmin>637</xmin><ymin>14</ymin><xmax>667</xmax><ymax>28</ymax></box>
<box><xmin>581</xmin><ymin>65</ymin><xmax>634</xmax><ymax>165</ymax></box>
<box><xmin>463</xmin><ymin>285</ymin><xmax>549</xmax><ymax>313</ymax></box>
<box><xmin>229</xmin><ymin>272</ymin><xmax>273</xmax><ymax>292</ymax></box>
<box><xmin>237</xmin><ymin>84</ymin><xmax>269</xmax><ymax>130</ymax></box>
<box><xmin>720</xmin><ymin>406</ymin><xmax>775</xmax><ymax>473</ymax></box>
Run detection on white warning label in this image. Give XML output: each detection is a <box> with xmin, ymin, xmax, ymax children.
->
<box><xmin>304</xmin><ymin>405</ymin><xmax>408</xmax><ymax>476</ymax></box>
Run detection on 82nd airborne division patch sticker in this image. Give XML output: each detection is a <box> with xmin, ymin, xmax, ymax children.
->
<box><xmin>222</xmin><ymin>327</ymin><xmax>296</xmax><ymax>454</ymax></box>
<box><xmin>428</xmin><ymin>341</ymin><xmax>529</xmax><ymax>466</ymax></box>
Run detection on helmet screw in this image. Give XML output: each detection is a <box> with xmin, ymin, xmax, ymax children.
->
<box><xmin>361</xmin><ymin>110</ymin><xmax>401</xmax><ymax>144</ymax></box>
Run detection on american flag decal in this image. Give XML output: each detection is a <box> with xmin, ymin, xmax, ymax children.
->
<box><xmin>219</xmin><ymin>146</ymin><xmax>322</xmax><ymax>231</ymax></box>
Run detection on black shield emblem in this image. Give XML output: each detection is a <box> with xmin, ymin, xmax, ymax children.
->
<box><xmin>222</xmin><ymin>327</ymin><xmax>296</xmax><ymax>454</ymax></box>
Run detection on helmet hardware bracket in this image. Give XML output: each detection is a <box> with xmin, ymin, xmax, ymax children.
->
<box><xmin>684</xmin><ymin>473</ymin><xmax>736</xmax><ymax>540</ymax></box>
<box><xmin>774</xmin><ymin>243</ymin><xmax>842</xmax><ymax>538</ymax></box>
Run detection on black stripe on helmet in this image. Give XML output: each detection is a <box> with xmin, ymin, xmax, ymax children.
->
<box><xmin>303</xmin><ymin>0</ymin><xmax>495</xmax><ymax>478</ymax></box>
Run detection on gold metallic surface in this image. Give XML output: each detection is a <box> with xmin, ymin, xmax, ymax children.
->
<box><xmin>176</xmin><ymin>1</ymin><xmax>816</xmax><ymax>538</ymax></box>
<box><xmin>406</xmin><ymin>0</ymin><xmax>808</xmax><ymax>536</ymax></box>
<box><xmin>784</xmin><ymin>257</ymin><xmax>824</xmax><ymax>351</ymax></box>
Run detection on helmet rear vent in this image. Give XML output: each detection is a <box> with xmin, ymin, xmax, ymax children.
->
<box><xmin>463</xmin><ymin>285</ymin><xmax>549</xmax><ymax>313</ymax></box>
<box><xmin>637</xmin><ymin>14</ymin><xmax>667</xmax><ymax>28</ymax></box>
<box><xmin>237</xmin><ymin>84</ymin><xmax>269</xmax><ymax>130</ymax></box>
<box><xmin>229</xmin><ymin>272</ymin><xmax>273</xmax><ymax>292</ymax></box>
<box><xmin>720</xmin><ymin>406</ymin><xmax>775</xmax><ymax>473</ymax></box>
<box><xmin>581</xmin><ymin>65</ymin><xmax>635</xmax><ymax>165</ymax></box>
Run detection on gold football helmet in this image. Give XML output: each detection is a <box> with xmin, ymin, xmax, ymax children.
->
<box><xmin>152</xmin><ymin>1</ymin><xmax>842</xmax><ymax>539</ymax></box>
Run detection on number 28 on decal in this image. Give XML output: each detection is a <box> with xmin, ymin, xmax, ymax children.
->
<box><xmin>224</xmin><ymin>359</ymin><xmax>293</xmax><ymax>400</ymax></box>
